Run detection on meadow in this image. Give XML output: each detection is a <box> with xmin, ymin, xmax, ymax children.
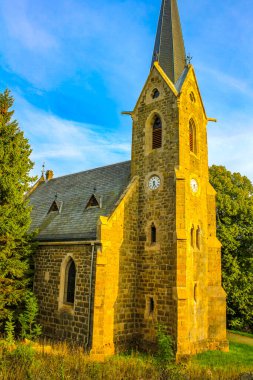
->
<box><xmin>0</xmin><ymin>337</ymin><xmax>252</xmax><ymax>380</ymax></box>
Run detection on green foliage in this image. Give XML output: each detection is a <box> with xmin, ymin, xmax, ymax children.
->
<box><xmin>1</xmin><ymin>340</ymin><xmax>252</xmax><ymax>380</ymax></box>
<box><xmin>229</xmin><ymin>330</ymin><xmax>253</xmax><ymax>339</ymax></box>
<box><xmin>0</xmin><ymin>89</ymin><xmax>37</xmax><ymax>331</ymax></box>
<box><xmin>19</xmin><ymin>291</ymin><xmax>42</xmax><ymax>340</ymax></box>
<box><xmin>11</xmin><ymin>343</ymin><xmax>35</xmax><ymax>366</ymax></box>
<box><xmin>209</xmin><ymin>165</ymin><xmax>253</xmax><ymax>332</ymax></box>
<box><xmin>156</xmin><ymin>324</ymin><xmax>175</xmax><ymax>365</ymax></box>
<box><xmin>4</xmin><ymin>313</ymin><xmax>15</xmax><ymax>345</ymax></box>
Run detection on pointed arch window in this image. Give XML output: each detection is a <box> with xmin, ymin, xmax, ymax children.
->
<box><xmin>190</xmin><ymin>92</ymin><xmax>196</xmax><ymax>103</ymax></box>
<box><xmin>194</xmin><ymin>283</ymin><xmax>197</xmax><ymax>303</ymax></box>
<box><xmin>151</xmin><ymin>223</ymin><xmax>157</xmax><ymax>244</ymax></box>
<box><xmin>64</xmin><ymin>259</ymin><xmax>76</xmax><ymax>304</ymax></box>
<box><xmin>196</xmin><ymin>226</ymin><xmax>201</xmax><ymax>250</ymax></box>
<box><xmin>152</xmin><ymin>88</ymin><xmax>160</xmax><ymax>99</ymax></box>
<box><xmin>189</xmin><ymin>119</ymin><xmax>197</xmax><ymax>154</ymax></box>
<box><xmin>152</xmin><ymin>115</ymin><xmax>162</xmax><ymax>149</ymax></box>
<box><xmin>191</xmin><ymin>225</ymin><xmax>195</xmax><ymax>248</ymax></box>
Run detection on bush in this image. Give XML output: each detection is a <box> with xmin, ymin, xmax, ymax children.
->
<box><xmin>4</xmin><ymin>313</ymin><xmax>15</xmax><ymax>345</ymax></box>
<box><xmin>18</xmin><ymin>291</ymin><xmax>42</xmax><ymax>340</ymax></box>
<box><xmin>156</xmin><ymin>324</ymin><xmax>175</xmax><ymax>365</ymax></box>
<box><xmin>11</xmin><ymin>344</ymin><xmax>35</xmax><ymax>366</ymax></box>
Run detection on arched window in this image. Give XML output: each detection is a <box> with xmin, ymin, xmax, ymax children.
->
<box><xmin>64</xmin><ymin>259</ymin><xmax>76</xmax><ymax>304</ymax></box>
<box><xmin>196</xmin><ymin>226</ymin><xmax>201</xmax><ymax>250</ymax></box>
<box><xmin>190</xmin><ymin>92</ymin><xmax>196</xmax><ymax>103</ymax></box>
<box><xmin>152</xmin><ymin>88</ymin><xmax>160</xmax><ymax>99</ymax></box>
<box><xmin>194</xmin><ymin>283</ymin><xmax>197</xmax><ymax>303</ymax></box>
<box><xmin>191</xmin><ymin>225</ymin><xmax>195</xmax><ymax>248</ymax></box>
<box><xmin>149</xmin><ymin>297</ymin><xmax>155</xmax><ymax>315</ymax></box>
<box><xmin>152</xmin><ymin>115</ymin><xmax>162</xmax><ymax>150</ymax></box>
<box><xmin>151</xmin><ymin>223</ymin><xmax>157</xmax><ymax>244</ymax></box>
<box><xmin>189</xmin><ymin>119</ymin><xmax>197</xmax><ymax>154</ymax></box>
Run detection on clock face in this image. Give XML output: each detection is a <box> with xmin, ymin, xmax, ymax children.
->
<box><xmin>148</xmin><ymin>176</ymin><xmax>161</xmax><ymax>190</ymax></box>
<box><xmin>190</xmin><ymin>179</ymin><xmax>199</xmax><ymax>193</ymax></box>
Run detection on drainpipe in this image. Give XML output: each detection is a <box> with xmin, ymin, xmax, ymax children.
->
<box><xmin>86</xmin><ymin>242</ymin><xmax>96</xmax><ymax>351</ymax></box>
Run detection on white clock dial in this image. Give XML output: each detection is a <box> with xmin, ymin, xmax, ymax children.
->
<box><xmin>190</xmin><ymin>179</ymin><xmax>199</xmax><ymax>193</ymax></box>
<box><xmin>148</xmin><ymin>176</ymin><xmax>161</xmax><ymax>190</ymax></box>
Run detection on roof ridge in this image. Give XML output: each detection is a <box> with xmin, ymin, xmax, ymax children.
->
<box><xmin>47</xmin><ymin>160</ymin><xmax>131</xmax><ymax>182</ymax></box>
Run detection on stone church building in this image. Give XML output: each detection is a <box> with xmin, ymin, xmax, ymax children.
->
<box><xmin>29</xmin><ymin>0</ymin><xmax>228</xmax><ymax>359</ymax></box>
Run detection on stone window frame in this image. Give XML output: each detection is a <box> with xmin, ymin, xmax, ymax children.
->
<box><xmin>145</xmin><ymin>220</ymin><xmax>161</xmax><ymax>250</ymax></box>
<box><xmin>64</xmin><ymin>259</ymin><xmax>76</xmax><ymax>304</ymax></box>
<box><xmin>196</xmin><ymin>225</ymin><xmax>201</xmax><ymax>250</ymax></box>
<box><xmin>189</xmin><ymin>91</ymin><xmax>196</xmax><ymax>103</ymax></box>
<box><xmin>151</xmin><ymin>223</ymin><xmax>157</xmax><ymax>244</ymax></box>
<box><xmin>58</xmin><ymin>254</ymin><xmax>77</xmax><ymax>315</ymax></box>
<box><xmin>152</xmin><ymin>115</ymin><xmax>162</xmax><ymax>149</ymax></box>
<box><xmin>151</xmin><ymin>88</ymin><xmax>160</xmax><ymax>100</ymax></box>
<box><xmin>144</xmin><ymin>294</ymin><xmax>157</xmax><ymax>321</ymax></box>
<box><xmin>145</xmin><ymin>110</ymin><xmax>165</xmax><ymax>155</ymax></box>
<box><xmin>194</xmin><ymin>282</ymin><xmax>198</xmax><ymax>303</ymax></box>
<box><xmin>190</xmin><ymin>225</ymin><xmax>195</xmax><ymax>248</ymax></box>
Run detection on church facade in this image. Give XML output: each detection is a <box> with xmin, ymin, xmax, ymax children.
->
<box><xmin>29</xmin><ymin>0</ymin><xmax>228</xmax><ymax>359</ymax></box>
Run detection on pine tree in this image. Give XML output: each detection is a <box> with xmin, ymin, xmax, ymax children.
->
<box><xmin>0</xmin><ymin>89</ymin><xmax>36</xmax><ymax>330</ymax></box>
<box><xmin>209</xmin><ymin>165</ymin><xmax>253</xmax><ymax>332</ymax></box>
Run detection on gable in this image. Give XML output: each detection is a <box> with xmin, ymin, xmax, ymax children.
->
<box><xmin>133</xmin><ymin>62</ymin><xmax>178</xmax><ymax>115</ymax></box>
<box><xmin>178</xmin><ymin>65</ymin><xmax>207</xmax><ymax>120</ymax></box>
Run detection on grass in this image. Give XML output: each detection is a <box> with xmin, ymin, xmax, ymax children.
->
<box><xmin>229</xmin><ymin>329</ymin><xmax>253</xmax><ymax>339</ymax></box>
<box><xmin>0</xmin><ymin>340</ymin><xmax>252</xmax><ymax>380</ymax></box>
<box><xmin>187</xmin><ymin>342</ymin><xmax>253</xmax><ymax>380</ymax></box>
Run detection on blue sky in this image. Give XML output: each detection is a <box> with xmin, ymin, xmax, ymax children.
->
<box><xmin>0</xmin><ymin>0</ymin><xmax>253</xmax><ymax>181</ymax></box>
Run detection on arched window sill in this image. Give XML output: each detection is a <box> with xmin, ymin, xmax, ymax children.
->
<box><xmin>190</xmin><ymin>151</ymin><xmax>199</xmax><ymax>160</ymax></box>
<box><xmin>145</xmin><ymin>243</ymin><xmax>161</xmax><ymax>251</ymax></box>
<box><xmin>58</xmin><ymin>304</ymin><xmax>75</xmax><ymax>316</ymax></box>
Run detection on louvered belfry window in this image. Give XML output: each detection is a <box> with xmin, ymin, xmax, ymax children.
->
<box><xmin>189</xmin><ymin>118</ymin><xmax>196</xmax><ymax>154</ymax></box>
<box><xmin>152</xmin><ymin>115</ymin><xmax>162</xmax><ymax>149</ymax></box>
<box><xmin>65</xmin><ymin>259</ymin><xmax>76</xmax><ymax>304</ymax></box>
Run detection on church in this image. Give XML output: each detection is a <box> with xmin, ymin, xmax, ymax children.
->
<box><xmin>29</xmin><ymin>0</ymin><xmax>228</xmax><ymax>360</ymax></box>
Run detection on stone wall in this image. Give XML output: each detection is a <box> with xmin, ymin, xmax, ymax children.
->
<box><xmin>131</xmin><ymin>65</ymin><xmax>179</xmax><ymax>349</ymax></box>
<box><xmin>175</xmin><ymin>65</ymin><xmax>228</xmax><ymax>357</ymax></box>
<box><xmin>91</xmin><ymin>178</ymin><xmax>139</xmax><ymax>358</ymax></box>
<box><xmin>34</xmin><ymin>243</ymin><xmax>96</xmax><ymax>346</ymax></box>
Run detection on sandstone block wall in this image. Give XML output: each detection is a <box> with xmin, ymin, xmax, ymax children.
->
<box><xmin>34</xmin><ymin>244</ymin><xmax>96</xmax><ymax>346</ymax></box>
<box><xmin>131</xmin><ymin>67</ymin><xmax>179</xmax><ymax>347</ymax></box>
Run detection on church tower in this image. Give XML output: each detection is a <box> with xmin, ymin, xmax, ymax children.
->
<box><xmin>131</xmin><ymin>0</ymin><xmax>228</xmax><ymax>358</ymax></box>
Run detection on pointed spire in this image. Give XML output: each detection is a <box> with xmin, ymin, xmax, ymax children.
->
<box><xmin>151</xmin><ymin>0</ymin><xmax>186</xmax><ymax>84</ymax></box>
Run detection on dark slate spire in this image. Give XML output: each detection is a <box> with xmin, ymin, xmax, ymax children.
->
<box><xmin>151</xmin><ymin>0</ymin><xmax>186</xmax><ymax>84</ymax></box>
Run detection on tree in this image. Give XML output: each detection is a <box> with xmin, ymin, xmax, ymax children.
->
<box><xmin>209</xmin><ymin>165</ymin><xmax>253</xmax><ymax>332</ymax></box>
<box><xmin>0</xmin><ymin>89</ymin><xmax>36</xmax><ymax>331</ymax></box>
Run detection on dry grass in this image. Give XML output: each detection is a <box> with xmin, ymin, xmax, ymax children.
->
<box><xmin>0</xmin><ymin>340</ymin><xmax>252</xmax><ymax>380</ymax></box>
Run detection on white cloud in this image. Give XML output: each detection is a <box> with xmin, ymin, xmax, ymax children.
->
<box><xmin>14</xmin><ymin>94</ymin><xmax>131</xmax><ymax>178</ymax></box>
<box><xmin>208</xmin><ymin>116</ymin><xmax>253</xmax><ymax>181</ymax></box>
<box><xmin>13</xmin><ymin>93</ymin><xmax>253</xmax><ymax>183</ymax></box>
<box><xmin>0</xmin><ymin>0</ymin><xmax>57</xmax><ymax>51</ymax></box>
<box><xmin>198</xmin><ymin>65</ymin><xmax>253</xmax><ymax>98</ymax></box>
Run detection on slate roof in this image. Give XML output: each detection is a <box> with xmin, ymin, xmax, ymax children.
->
<box><xmin>29</xmin><ymin>161</ymin><xmax>131</xmax><ymax>242</ymax></box>
<box><xmin>151</xmin><ymin>0</ymin><xmax>186</xmax><ymax>84</ymax></box>
<box><xmin>175</xmin><ymin>66</ymin><xmax>189</xmax><ymax>92</ymax></box>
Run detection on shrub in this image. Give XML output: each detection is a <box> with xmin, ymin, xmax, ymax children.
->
<box><xmin>11</xmin><ymin>344</ymin><xmax>35</xmax><ymax>366</ymax></box>
<box><xmin>18</xmin><ymin>291</ymin><xmax>42</xmax><ymax>340</ymax></box>
<box><xmin>4</xmin><ymin>313</ymin><xmax>15</xmax><ymax>345</ymax></box>
<box><xmin>156</xmin><ymin>324</ymin><xmax>175</xmax><ymax>365</ymax></box>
